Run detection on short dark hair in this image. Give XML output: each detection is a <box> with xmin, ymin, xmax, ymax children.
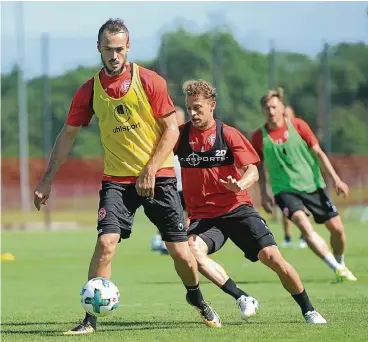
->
<box><xmin>98</xmin><ymin>18</ymin><xmax>129</xmax><ymax>42</ymax></box>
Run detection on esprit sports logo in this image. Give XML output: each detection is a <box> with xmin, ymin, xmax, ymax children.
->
<box><xmin>180</xmin><ymin>150</ymin><xmax>227</xmax><ymax>167</ymax></box>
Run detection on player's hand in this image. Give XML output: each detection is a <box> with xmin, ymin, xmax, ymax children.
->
<box><xmin>334</xmin><ymin>179</ymin><xmax>349</xmax><ymax>198</ymax></box>
<box><xmin>220</xmin><ymin>175</ymin><xmax>243</xmax><ymax>193</ymax></box>
<box><xmin>33</xmin><ymin>179</ymin><xmax>51</xmax><ymax>211</ymax></box>
<box><xmin>136</xmin><ymin>167</ymin><xmax>156</xmax><ymax>199</ymax></box>
<box><xmin>261</xmin><ymin>193</ymin><xmax>274</xmax><ymax>214</ymax></box>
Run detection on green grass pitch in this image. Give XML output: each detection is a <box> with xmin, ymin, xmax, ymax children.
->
<box><xmin>2</xmin><ymin>210</ymin><xmax>368</xmax><ymax>341</ymax></box>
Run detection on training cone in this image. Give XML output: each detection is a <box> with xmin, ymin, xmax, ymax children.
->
<box><xmin>1</xmin><ymin>253</ymin><xmax>15</xmax><ymax>261</ymax></box>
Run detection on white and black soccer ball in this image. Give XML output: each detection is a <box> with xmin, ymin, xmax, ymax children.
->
<box><xmin>80</xmin><ymin>277</ymin><xmax>120</xmax><ymax>317</ymax></box>
<box><xmin>151</xmin><ymin>234</ymin><xmax>163</xmax><ymax>251</ymax></box>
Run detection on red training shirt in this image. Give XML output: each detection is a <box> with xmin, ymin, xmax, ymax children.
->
<box><xmin>66</xmin><ymin>63</ymin><xmax>176</xmax><ymax>183</ymax></box>
<box><xmin>177</xmin><ymin>122</ymin><xmax>260</xmax><ymax>219</ymax></box>
<box><xmin>251</xmin><ymin>118</ymin><xmax>319</xmax><ymax>161</ymax></box>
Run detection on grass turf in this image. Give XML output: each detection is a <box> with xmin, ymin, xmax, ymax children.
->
<box><xmin>2</xmin><ymin>210</ymin><xmax>368</xmax><ymax>341</ymax></box>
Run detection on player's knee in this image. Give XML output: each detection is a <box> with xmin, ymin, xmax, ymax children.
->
<box><xmin>259</xmin><ymin>246</ymin><xmax>287</xmax><ymax>271</ymax></box>
<box><xmin>187</xmin><ymin>238</ymin><xmax>205</xmax><ymax>266</ymax></box>
<box><xmin>291</xmin><ymin>211</ymin><xmax>313</xmax><ymax>235</ymax></box>
<box><xmin>328</xmin><ymin>220</ymin><xmax>345</xmax><ymax>236</ymax></box>
<box><xmin>291</xmin><ymin>210</ymin><xmax>308</xmax><ymax>223</ymax></box>
<box><xmin>166</xmin><ymin>242</ymin><xmax>191</xmax><ymax>262</ymax></box>
<box><xmin>97</xmin><ymin>234</ymin><xmax>119</xmax><ymax>259</ymax></box>
<box><xmin>188</xmin><ymin>236</ymin><xmax>207</xmax><ymax>258</ymax></box>
<box><xmin>188</xmin><ymin>236</ymin><xmax>199</xmax><ymax>253</ymax></box>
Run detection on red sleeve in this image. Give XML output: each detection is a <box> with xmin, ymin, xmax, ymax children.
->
<box><xmin>250</xmin><ymin>129</ymin><xmax>264</xmax><ymax>161</ymax></box>
<box><xmin>292</xmin><ymin>118</ymin><xmax>319</xmax><ymax>148</ymax></box>
<box><xmin>223</xmin><ymin>125</ymin><xmax>260</xmax><ymax>168</ymax></box>
<box><xmin>66</xmin><ymin>78</ymin><xmax>94</xmax><ymax>127</ymax></box>
<box><xmin>139</xmin><ymin>67</ymin><xmax>175</xmax><ymax>119</ymax></box>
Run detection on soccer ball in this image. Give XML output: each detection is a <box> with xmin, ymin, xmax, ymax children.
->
<box><xmin>151</xmin><ymin>234</ymin><xmax>163</xmax><ymax>251</ymax></box>
<box><xmin>80</xmin><ymin>277</ymin><xmax>120</xmax><ymax>317</ymax></box>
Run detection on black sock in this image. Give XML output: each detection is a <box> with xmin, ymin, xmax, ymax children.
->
<box><xmin>292</xmin><ymin>290</ymin><xmax>314</xmax><ymax>315</ymax></box>
<box><xmin>185</xmin><ymin>284</ymin><xmax>204</xmax><ymax>307</ymax></box>
<box><xmin>221</xmin><ymin>278</ymin><xmax>248</xmax><ymax>300</ymax></box>
<box><xmin>84</xmin><ymin>313</ymin><xmax>97</xmax><ymax>327</ymax></box>
<box><xmin>285</xmin><ymin>235</ymin><xmax>292</xmax><ymax>242</ymax></box>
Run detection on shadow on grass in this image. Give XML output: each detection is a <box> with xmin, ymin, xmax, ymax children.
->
<box><xmin>138</xmin><ymin>278</ymin><xmax>330</xmax><ymax>285</ymax></box>
<box><xmin>1</xmin><ymin>321</ymin><xmax>75</xmax><ymax>326</ymax></box>
<box><xmin>1</xmin><ymin>320</ymin><xmax>203</xmax><ymax>335</ymax></box>
<box><xmin>225</xmin><ymin>320</ymin><xmax>302</xmax><ymax>325</ymax></box>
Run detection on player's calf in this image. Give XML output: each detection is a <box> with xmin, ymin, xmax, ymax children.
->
<box><xmin>258</xmin><ymin>246</ymin><xmax>326</xmax><ymax>323</ymax></box>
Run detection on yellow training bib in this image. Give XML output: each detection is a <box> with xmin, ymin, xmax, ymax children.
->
<box><xmin>93</xmin><ymin>63</ymin><xmax>174</xmax><ymax>176</ymax></box>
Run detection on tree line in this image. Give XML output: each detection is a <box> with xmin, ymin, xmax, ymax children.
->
<box><xmin>2</xmin><ymin>28</ymin><xmax>368</xmax><ymax>158</ymax></box>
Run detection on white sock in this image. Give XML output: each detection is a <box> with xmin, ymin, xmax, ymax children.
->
<box><xmin>334</xmin><ymin>254</ymin><xmax>345</xmax><ymax>267</ymax></box>
<box><xmin>323</xmin><ymin>252</ymin><xmax>344</xmax><ymax>271</ymax></box>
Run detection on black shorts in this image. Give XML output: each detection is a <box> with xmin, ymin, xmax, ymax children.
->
<box><xmin>178</xmin><ymin>191</ymin><xmax>186</xmax><ymax>211</ymax></box>
<box><xmin>275</xmin><ymin>188</ymin><xmax>339</xmax><ymax>224</ymax></box>
<box><xmin>187</xmin><ymin>205</ymin><xmax>276</xmax><ymax>262</ymax></box>
<box><xmin>97</xmin><ymin>178</ymin><xmax>187</xmax><ymax>242</ymax></box>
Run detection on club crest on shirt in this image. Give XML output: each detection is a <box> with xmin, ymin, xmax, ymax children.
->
<box><xmin>120</xmin><ymin>80</ymin><xmax>131</xmax><ymax>94</ymax></box>
<box><xmin>207</xmin><ymin>134</ymin><xmax>216</xmax><ymax>147</ymax></box>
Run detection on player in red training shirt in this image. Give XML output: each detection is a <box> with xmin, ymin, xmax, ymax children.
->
<box><xmin>33</xmin><ymin>19</ymin><xmax>220</xmax><ymax>335</ymax></box>
<box><xmin>251</xmin><ymin>88</ymin><xmax>357</xmax><ymax>282</ymax></box>
<box><xmin>175</xmin><ymin>79</ymin><xmax>326</xmax><ymax>324</ymax></box>
<box><xmin>279</xmin><ymin>105</ymin><xmax>307</xmax><ymax>249</ymax></box>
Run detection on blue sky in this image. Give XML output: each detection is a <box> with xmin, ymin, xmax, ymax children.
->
<box><xmin>1</xmin><ymin>1</ymin><xmax>367</xmax><ymax>79</ymax></box>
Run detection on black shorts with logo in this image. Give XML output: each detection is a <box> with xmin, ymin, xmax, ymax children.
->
<box><xmin>97</xmin><ymin>178</ymin><xmax>187</xmax><ymax>242</ymax></box>
<box><xmin>187</xmin><ymin>205</ymin><xmax>276</xmax><ymax>262</ymax></box>
<box><xmin>275</xmin><ymin>188</ymin><xmax>339</xmax><ymax>224</ymax></box>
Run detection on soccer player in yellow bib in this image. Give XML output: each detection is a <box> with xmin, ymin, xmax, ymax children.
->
<box><xmin>33</xmin><ymin>18</ymin><xmax>221</xmax><ymax>335</ymax></box>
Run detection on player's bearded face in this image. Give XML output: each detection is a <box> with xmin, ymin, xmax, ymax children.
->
<box><xmin>264</xmin><ymin>97</ymin><xmax>285</xmax><ymax>125</ymax></box>
<box><xmin>98</xmin><ymin>31</ymin><xmax>130</xmax><ymax>76</ymax></box>
<box><xmin>186</xmin><ymin>95</ymin><xmax>216</xmax><ymax>130</ymax></box>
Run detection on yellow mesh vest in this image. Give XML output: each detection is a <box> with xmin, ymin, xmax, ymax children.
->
<box><xmin>93</xmin><ymin>63</ymin><xmax>174</xmax><ymax>176</ymax></box>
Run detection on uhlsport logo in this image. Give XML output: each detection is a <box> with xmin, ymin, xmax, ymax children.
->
<box><xmin>113</xmin><ymin>104</ymin><xmax>141</xmax><ymax>133</ymax></box>
<box><xmin>114</xmin><ymin>104</ymin><xmax>131</xmax><ymax>123</ymax></box>
<box><xmin>180</xmin><ymin>150</ymin><xmax>227</xmax><ymax>167</ymax></box>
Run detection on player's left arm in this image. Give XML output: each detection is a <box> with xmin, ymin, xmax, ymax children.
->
<box><xmin>220</xmin><ymin>127</ymin><xmax>260</xmax><ymax>193</ymax></box>
<box><xmin>311</xmin><ymin>144</ymin><xmax>348</xmax><ymax>197</ymax></box>
<box><xmin>296</xmin><ymin>118</ymin><xmax>349</xmax><ymax>198</ymax></box>
<box><xmin>221</xmin><ymin>164</ymin><xmax>259</xmax><ymax>192</ymax></box>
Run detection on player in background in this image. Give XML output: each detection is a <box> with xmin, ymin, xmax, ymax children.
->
<box><xmin>34</xmin><ymin>19</ymin><xmax>221</xmax><ymax>335</ymax></box>
<box><xmin>177</xmin><ymin>79</ymin><xmax>327</xmax><ymax>324</ymax></box>
<box><xmin>251</xmin><ymin>88</ymin><xmax>357</xmax><ymax>282</ymax></box>
<box><xmin>280</xmin><ymin>105</ymin><xmax>307</xmax><ymax>249</ymax></box>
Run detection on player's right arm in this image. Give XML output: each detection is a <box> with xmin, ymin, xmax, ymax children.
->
<box><xmin>251</xmin><ymin>130</ymin><xmax>274</xmax><ymax>213</ymax></box>
<box><xmin>33</xmin><ymin>78</ymin><xmax>94</xmax><ymax>211</ymax></box>
<box><xmin>33</xmin><ymin>124</ymin><xmax>81</xmax><ymax>210</ymax></box>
